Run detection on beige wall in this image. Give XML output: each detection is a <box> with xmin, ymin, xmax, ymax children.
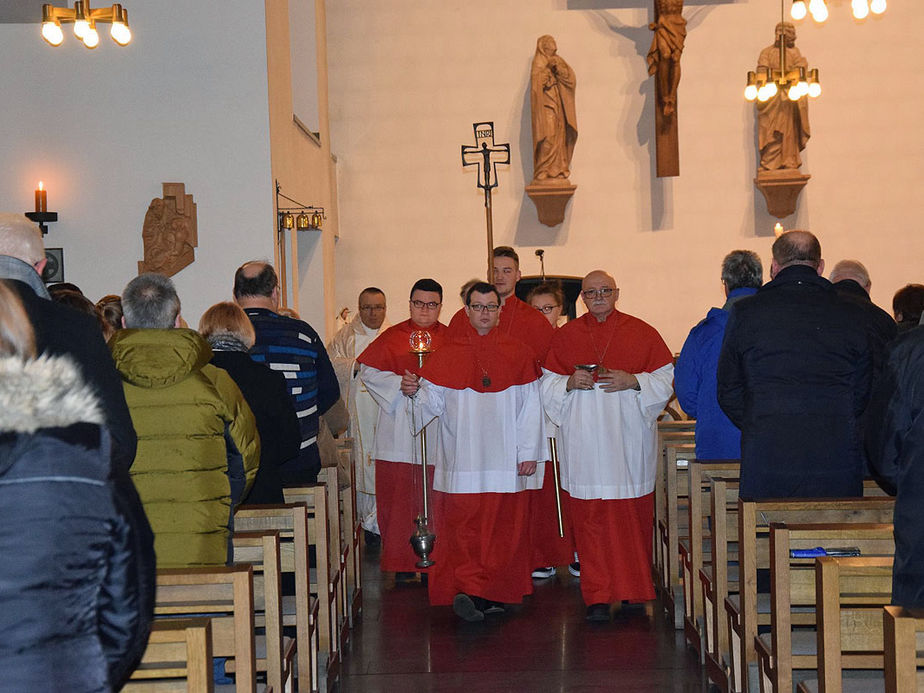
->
<box><xmin>326</xmin><ymin>1</ymin><xmax>923</xmax><ymax>351</ymax></box>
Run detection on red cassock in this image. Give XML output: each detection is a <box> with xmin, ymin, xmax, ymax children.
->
<box><xmin>417</xmin><ymin>322</ymin><xmax>546</xmax><ymax>606</ymax></box>
<box><xmin>543</xmin><ymin>310</ymin><xmax>674</xmax><ymax>604</ymax></box>
<box><xmin>356</xmin><ymin>320</ymin><xmax>448</xmax><ymax>573</ymax></box>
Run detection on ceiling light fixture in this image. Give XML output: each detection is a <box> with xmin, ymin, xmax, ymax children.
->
<box><xmin>42</xmin><ymin>2</ymin><xmax>132</xmax><ymax>49</ymax></box>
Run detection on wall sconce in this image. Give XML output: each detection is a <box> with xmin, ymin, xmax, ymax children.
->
<box><xmin>25</xmin><ymin>181</ymin><xmax>58</xmax><ymax>235</ymax></box>
<box><xmin>275</xmin><ymin>181</ymin><xmax>325</xmax><ymax>233</ymax></box>
<box><xmin>791</xmin><ymin>0</ymin><xmax>886</xmax><ymax>22</ymax></box>
<box><xmin>42</xmin><ymin>1</ymin><xmax>132</xmax><ymax>49</ymax></box>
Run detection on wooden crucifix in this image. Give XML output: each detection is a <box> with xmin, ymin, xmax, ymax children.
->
<box><xmin>461</xmin><ymin>122</ymin><xmax>510</xmax><ymax>282</ymax></box>
<box><xmin>647</xmin><ymin>0</ymin><xmax>686</xmax><ymax>177</ymax></box>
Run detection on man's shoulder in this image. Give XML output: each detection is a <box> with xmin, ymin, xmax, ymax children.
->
<box><xmin>247</xmin><ymin>310</ymin><xmax>322</xmax><ymax>347</ymax></box>
<box><xmin>686</xmin><ymin>307</ymin><xmax>728</xmax><ymax>340</ymax></box>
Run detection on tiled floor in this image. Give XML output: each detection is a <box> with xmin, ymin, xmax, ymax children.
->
<box><xmin>338</xmin><ymin>544</ymin><xmax>709</xmax><ymax>692</ymax></box>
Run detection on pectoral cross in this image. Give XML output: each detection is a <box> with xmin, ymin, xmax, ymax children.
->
<box><xmin>461</xmin><ymin>122</ymin><xmax>510</xmax><ymax>281</ymax></box>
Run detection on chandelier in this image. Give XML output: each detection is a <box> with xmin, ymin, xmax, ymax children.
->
<box><xmin>41</xmin><ymin>2</ymin><xmax>132</xmax><ymax>49</ymax></box>
<box><xmin>791</xmin><ymin>0</ymin><xmax>886</xmax><ymax>22</ymax></box>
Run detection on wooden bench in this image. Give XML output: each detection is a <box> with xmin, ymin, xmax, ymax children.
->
<box><xmin>124</xmin><ymin>618</ymin><xmax>213</xmax><ymax>692</ymax></box>
<box><xmin>153</xmin><ymin>565</ymin><xmax>259</xmax><ymax>693</ymax></box>
<box><xmin>681</xmin><ymin>459</ymin><xmax>740</xmax><ymax>659</ymax></box>
<box><xmin>333</xmin><ymin>436</ymin><xmax>363</xmax><ymax>626</ymax></box>
<box><xmin>795</xmin><ymin>556</ymin><xmax>894</xmax><ymax>693</ymax></box>
<box><xmin>235</xmin><ymin>502</ymin><xmax>330</xmax><ymax>693</ymax></box>
<box><xmin>232</xmin><ymin>530</ymin><xmax>297</xmax><ymax>693</ymax></box>
<box><xmin>658</xmin><ymin>441</ymin><xmax>696</xmax><ymax>628</ymax></box>
<box><xmin>883</xmin><ymin>606</ymin><xmax>924</xmax><ymax>692</ymax></box>
<box><xmin>653</xmin><ymin>420</ymin><xmax>696</xmax><ymax>593</ymax></box>
<box><xmin>727</xmin><ymin>496</ymin><xmax>895</xmax><ymax>693</ymax></box>
<box><xmin>701</xmin><ymin>473</ymin><xmax>741</xmax><ymax>691</ymax></box>
<box><xmin>755</xmin><ymin>523</ymin><xmax>894</xmax><ymax>693</ymax></box>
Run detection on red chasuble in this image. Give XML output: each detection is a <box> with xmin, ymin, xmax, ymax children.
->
<box><xmin>447</xmin><ymin>296</ymin><xmax>554</xmax><ymax>364</ymax></box>
<box><xmin>357</xmin><ymin>319</ymin><xmax>448</xmax><ymax>376</ymax></box>
<box><xmin>544</xmin><ymin>309</ymin><xmax>672</xmax><ymax>376</ymax></box>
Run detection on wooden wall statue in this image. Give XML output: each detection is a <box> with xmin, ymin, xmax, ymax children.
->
<box><xmin>525</xmin><ymin>35</ymin><xmax>578</xmax><ymax>227</ymax></box>
<box><xmin>753</xmin><ymin>23</ymin><xmax>811</xmax><ymax>219</ymax></box>
<box><xmin>138</xmin><ymin>183</ymin><xmax>198</xmax><ymax>276</ymax></box>
<box><xmin>647</xmin><ymin>0</ymin><xmax>685</xmax><ymax>178</ymax></box>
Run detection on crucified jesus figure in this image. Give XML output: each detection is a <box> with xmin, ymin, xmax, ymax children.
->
<box><xmin>647</xmin><ymin>0</ymin><xmax>686</xmax><ymax>118</ymax></box>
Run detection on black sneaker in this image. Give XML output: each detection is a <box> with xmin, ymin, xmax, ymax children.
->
<box><xmin>568</xmin><ymin>561</ymin><xmax>581</xmax><ymax>577</ymax></box>
<box><xmin>585</xmin><ymin>602</ymin><xmax>610</xmax><ymax>622</ymax></box>
<box><xmin>531</xmin><ymin>566</ymin><xmax>556</xmax><ymax>579</ymax></box>
<box><xmin>364</xmin><ymin>530</ymin><xmax>381</xmax><ymax>548</ymax></box>
<box><xmin>453</xmin><ymin>593</ymin><xmax>485</xmax><ymax>622</ymax></box>
<box><xmin>483</xmin><ymin>600</ymin><xmax>506</xmax><ymax>615</ymax></box>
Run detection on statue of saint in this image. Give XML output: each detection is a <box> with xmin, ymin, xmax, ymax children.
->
<box><xmin>647</xmin><ymin>0</ymin><xmax>686</xmax><ymax>118</ymax></box>
<box><xmin>756</xmin><ymin>22</ymin><xmax>811</xmax><ymax>171</ymax></box>
<box><xmin>530</xmin><ymin>35</ymin><xmax>577</xmax><ymax>184</ymax></box>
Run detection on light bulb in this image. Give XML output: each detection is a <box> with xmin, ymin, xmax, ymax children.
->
<box><xmin>757</xmin><ymin>85</ymin><xmax>771</xmax><ymax>102</ymax></box>
<box><xmin>41</xmin><ymin>21</ymin><xmax>64</xmax><ymax>46</ymax></box>
<box><xmin>110</xmin><ymin>22</ymin><xmax>131</xmax><ymax>46</ymax></box>
<box><xmin>812</xmin><ymin>2</ymin><xmax>829</xmax><ymax>21</ymax></box>
<box><xmin>74</xmin><ymin>18</ymin><xmax>89</xmax><ymax>39</ymax></box>
<box><xmin>808</xmin><ymin>82</ymin><xmax>822</xmax><ymax>98</ymax></box>
<box><xmin>766</xmin><ymin>82</ymin><xmax>778</xmax><ymax>98</ymax></box>
<box><xmin>791</xmin><ymin>0</ymin><xmax>808</xmax><ymax>20</ymax></box>
<box><xmin>82</xmin><ymin>27</ymin><xmax>99</xmax><ymax>48</ymax></box>
<box><xmin>787</xmin><ymin>86</ymin><xmax>800</xmax><ymax>100</ymax></box>
<box><xmin>870</xmin><ymin>0</ymin><xmax>886</xmax><ymax>14</ymax></box>
<box><xmin>852</xmin><ymin>0</ymin><xmax>870</xmax><ymax>19</ymax></box>
<box><xmin>744</xmin><ymin>84</ymin><xmax>758</xmax><ymax>101</ymax></box>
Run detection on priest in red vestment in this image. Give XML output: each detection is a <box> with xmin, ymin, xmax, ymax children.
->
<box><xmin>410</xmin><ymin>282</ymin><xmax>546</xmax><ymax>622</ymax></box>
<box><xmin>357</xmin><ymin>278</ymin><xmax>448</xmax><ymax>576</ymax></box>
<box><xmin>542</xmin><ymin>270</ymin><xmax>674</xmax><ymax>622</ymax></box>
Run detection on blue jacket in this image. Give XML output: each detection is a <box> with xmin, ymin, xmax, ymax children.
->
<box><xmin>675</xmin><ymin>287</ymin><xmax>757</xmax><ymax>459</ymax></box>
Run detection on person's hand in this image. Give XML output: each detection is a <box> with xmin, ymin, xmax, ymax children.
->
<box><xmin>400</xmin><ymin>370</ymin><xmax>420</xmax><ymax>397</ymax></box>
<box><xmin>567</xmin><ymin>370</ymin><xmax>595</xmax><ymax>392</ymax></box>
<box><xmin>596</xmin><ymin>367</ymin><xmax>639</xmax><ymax>393</ymax></box>
<box><xmin>518</xmin><ymin>460</ymin><xmax>538</xmax><ymax>476</ymax></box>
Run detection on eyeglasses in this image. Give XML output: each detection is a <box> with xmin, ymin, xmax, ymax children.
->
<box><xmin>410</xmin><ymin>300</ymin><xmax>441</xmax><ymax>310</ymax></box>
<box><xmin>360</xmin><ymin>304</ymin><xmax>385</xmax><ymax>312</ymax></box>
<box><xmin>582</xmin><ymin>288</ymin><xmax>616</xmax><ymax>299</ymax></box>
<box><xmin>469</xmin><ymin>303</ymin><xmax>500</xmax><ymax>313</ymax></box>
<box><xmin>533</xmin><ymin>304</ymin><xmax>560</xmax><ymax>314</ymax></box>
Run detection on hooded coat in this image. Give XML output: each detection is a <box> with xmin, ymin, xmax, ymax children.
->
<box><xmin>0</xmin><ymin>355</ymin><xmax>143</xmax><ymax>692</ymax></box>
<box><xmin>110</xmin><ymin>328</ymin><xmax>260</xmax><ymax>568</ymax></box>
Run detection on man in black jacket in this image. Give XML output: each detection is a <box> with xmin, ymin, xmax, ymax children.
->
<box><xmin>865</xmin><ymin>326</ymin><xmax>924</xmax><ymax>607</ymax></box>
<box><xmin>829</xmin><ymin>259</ymin><xmax>897</xmax><ymax>373</ymax></box>
<box><xmin>716</xmin><ymin>230</ymin><xmax>873</xmax><ymax>499</ymax></box>
<box><xmin>0</xmin><ymin>212</ymin><xmax>154</xmax><ymax>687</ymax></box>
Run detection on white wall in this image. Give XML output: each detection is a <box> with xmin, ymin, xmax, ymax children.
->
<box><xmin>326</xmin><ymin>0</ymin><xmax>924</xmax><ymax>351</ymax></box>
<box><xmin>0</xmin><ymin>1</ymin><xmax>275</xmax><ymax>324</ymax></box>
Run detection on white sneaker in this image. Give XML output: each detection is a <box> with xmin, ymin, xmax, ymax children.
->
<box><xmin>568</xmin><ymin>561</ymin><xmax>581</xmax><ymax>577</ymax></box>
<box><xmin>531</xmin><ymin>566</ymin><xmax>556</xmax><ymax>579</ymax></box>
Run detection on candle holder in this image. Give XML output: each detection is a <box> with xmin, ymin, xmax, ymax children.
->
<box><xmin>408</xmin><ymin>329</ymin><xmax>436</xmax><ymax>568</ymax></box>
<box><xmin>25</xmin><ymin>211</ymin><xmax>58</xmax><ymax>236</ymax></box>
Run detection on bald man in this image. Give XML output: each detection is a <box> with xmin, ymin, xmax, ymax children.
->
<box><xmin>717</xmin><ymin>231</ymin><xmax>874</xmax><ymax>499</ymax></box>
<box><xmin>233</xmin><ymin>261</ymin><xmax>339</xmax><ymax>485</ymax></box>
<box><xmin>542</xmin><ymin>270</ymin><xmax>674</xmax><ymax>622</ymax></box>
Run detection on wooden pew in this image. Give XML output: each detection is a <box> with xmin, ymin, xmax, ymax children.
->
<box><xmin>883</xmin><ymin>606</ymin><xmax>924</xmax><ymax>693</ymax></box>
<box><xmin>701</xmin><ymin>473</ymin><xmax>741</xmax><ymax>691</ymax></box>
<box><xmin>154</xmin><ymin>565</ymin><xmax>258</xmax><ymax>693</ymax></box>
<box><xmin>681</xmin><ymin>459</ymin><xmax>740</xmax><ymax>659</ymax></box>
<box><xmin>755</xmin><ymin>523</ymin><xmax>894</xmax><ymax>693</ymax></box>
<box><xmin>654</xmin><ymin>420</ymin><xmax>696</xmax><ymax>592</ymax></box>
<box><xmin>658</xmin><ymin>441</ymin><xmax>696</xmax><ymax>628</ymax></box>
<box><xmin>124</xmin><ymin>618</ymin><xmax>213</xmax><ymax>692</ymax></box>
<box><xmin>727</xmin><ymin>496</ymin><xmax>895</xmax><ymax>693</ymax></box>
<box><xmin>235</xmin><ymin>502</ymin><xmax>330</xmax><ymax>693</ymax></box>
<box><xmin>332</xmin><ymin>436</ymin><xmax>363</xmax><ymax>627</ymax></box>
<box><xmin>232</xmin><ymin>530</ymin><xmax>296</xmax><ymax>693</ymax></box>
<box><xmin>795</xmin><ymin>556</ymin><xmax>894</xmax><ymax>693</ymax></box>
<box><xmin>285</xmin><ymin>474</ymin><xmax>348</xmax><ymax>650</ymax></box>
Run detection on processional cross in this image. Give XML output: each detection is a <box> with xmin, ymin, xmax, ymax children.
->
<box><xmin>461</xmin><ymin>122</ymin><xmax>510</xmax><ymax>282</ymax></box>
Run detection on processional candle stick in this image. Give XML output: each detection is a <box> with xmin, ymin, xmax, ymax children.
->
<box><xmin>461</xmin><ymin>122</ymin><xmax>510</xmax><ymax>282</ymax></box>
<box><xmin>408</xmin><ymin>329</ymin><xmax>436</xmax><ymax>568</ymax></box>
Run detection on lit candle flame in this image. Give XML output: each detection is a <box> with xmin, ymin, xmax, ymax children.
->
<box><xmin>38</xmin><ymin>181</ymin><xmax>44</xmax><ymax>191</ymax></box>
<box><xmin>774</xmin><ymin>222</ymin><xmax>784</xmax><ymax>236</ymax></box>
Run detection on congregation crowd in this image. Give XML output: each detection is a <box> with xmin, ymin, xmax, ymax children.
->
<box><xmin>0</xmin><ymin>210</ymin><xmax>921</xmax><ymax>689</ymax></box>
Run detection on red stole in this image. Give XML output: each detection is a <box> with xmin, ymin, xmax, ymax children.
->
<box><xmin>544</xmin><ymin>310</ymin><xmax>672</xmax><ymax>376</ymax></box>
<box><xmin>420</xmin><ymin>322</ymin><xmax>540</xmax><ymax>393</ymax></box>
<box><xmin>356</xmin><ymin>319</ymin><xmax>448</xmax><ymax>376</ymax></box>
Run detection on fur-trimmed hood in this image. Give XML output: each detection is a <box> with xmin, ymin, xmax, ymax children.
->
<box><xmin>0</xmin><ymin>355</ymin><xmax>104</xmax><ymax>433</ymax></box>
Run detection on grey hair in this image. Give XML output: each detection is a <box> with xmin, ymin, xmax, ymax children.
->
<box><xmin>829</xmin><ymin>260</ymin><xmax>870</xmax><ymax>289</ymax></box>
<box><xmin>122</xmin><ymin>273</ymin><xmax>181</xmax><ymax>328</ymax></box>
<box><xmin>721</xmin><ymin>250</ymin><xmax>763</xmax><ymax>291</ymax></box>
<box><xmin>0</xmin><ymin>213</ymin><xmax>45</xmax><ymax>265</ymax></box>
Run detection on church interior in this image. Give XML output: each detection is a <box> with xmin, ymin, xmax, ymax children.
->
<box><xmin>1</xmin><ymin>0</ymin><xmax>921</xmax><ymax>690</ymax></box>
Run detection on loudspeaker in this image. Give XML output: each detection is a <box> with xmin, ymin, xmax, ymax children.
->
<box><xmin>42</xmin><ymin>247</ymin><xmax>64</xmax><ymax>283</ymax></box>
